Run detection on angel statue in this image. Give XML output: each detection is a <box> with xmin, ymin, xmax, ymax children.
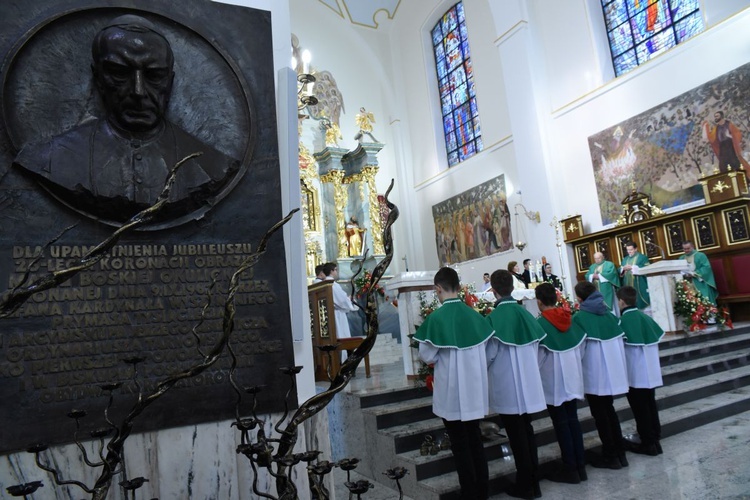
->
<box><xmin>320</xmin><ymin>118</ymin><xmax>343</xmax><ymax>147</ymax></box>
<box><xmin>355</xmin><ymin>107</ymin><xmax>378</xmax><ymax>142</ymax></box>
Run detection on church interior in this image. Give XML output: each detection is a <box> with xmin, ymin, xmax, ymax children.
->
<box><xmin>2</xmin><ymin>0</ymin><xmax>750</xmax><ymax>498</ymax></box>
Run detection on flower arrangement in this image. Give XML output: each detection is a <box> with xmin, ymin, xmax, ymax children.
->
<box><xmin>354</xmin><ymin>270</ymin><xmax>386</xmax><ymax>299</ymax></box>
<box><xmin>555</xmin><ymin>288</ymin><xmax>579</xmax><ymax>316</ymax></box>
<box><xmin>673</xmin><ymin>279</ymin><xmax>732</xmax><ymax>331</ymax></box>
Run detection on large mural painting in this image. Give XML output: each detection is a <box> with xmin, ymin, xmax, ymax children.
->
<box><xmin>432</xmin><ymin>174</ymin><xmax>513</xmax><ymax>265</ymax></box>
<box><xmin>589</xmin><ymin>62</ymin><xmax>750</xmax><ymax>225</ymax></box>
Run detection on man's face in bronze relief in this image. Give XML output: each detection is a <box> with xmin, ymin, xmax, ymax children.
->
<box><xmin>92</xmin><ymin>27</ymin><xmax>175</xmax><ymax>139</ymax></box>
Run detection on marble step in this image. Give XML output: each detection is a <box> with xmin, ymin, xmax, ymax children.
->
<box><xmin>658</xmin><ymin>330</ymin><xmax>750</xmax><ymax>367</ymax></box>
<box><xmin>416</xmin><ymin>386</ymin><xmax>750</xmax><ymax>500</ymax></box>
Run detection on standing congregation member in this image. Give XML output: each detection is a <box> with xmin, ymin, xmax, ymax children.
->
<box><xmin>572</xmin><ymin>281</ymin><xmax>629</xmax><ymax>470</ymax></box>
<box><xmin>586</xmin><ymin>252</ymin><xmax>620</xmax><ymax>311</ymax></box>
<box><xmin>413</xmin><ymin>267</ymin><xmax>494</xmax><ymax>500</ymax></box>
<box><xmin>620</xmin><ymin>242</ymin><xmax>650</xmax><ymax>309</ymax></box>
<box><xmin>617</xmin><ymin>286</ymin><xmax>665</xmax><ymax>456</ymax></box>
<box><xmin>486</xmin><ymin>270</ymin><xmax>547</xmax><ymax>499</ymax></box>
<box><xmin>535</xmin><ymin>283</ymin><xmax>588</xmax><ymax>484</ymax></box>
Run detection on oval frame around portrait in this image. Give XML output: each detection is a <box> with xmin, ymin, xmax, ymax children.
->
<box><xmin>0</xmin><ymin>6</ymin><xmax>256</xmax><ymax>230</ymax></box>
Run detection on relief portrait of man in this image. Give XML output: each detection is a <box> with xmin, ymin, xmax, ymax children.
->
<box><xmin>11</xmin><ymin>15</ymin><xmax>241</xmax><ymax>225</ymax></box>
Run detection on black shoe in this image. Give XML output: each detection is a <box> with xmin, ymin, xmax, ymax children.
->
<box><xmin>631</xmin><ymin>443</ymin><xmax>659</xmax><ymax>456</ymax></box>
<box><xmin>506</xmin><ymin>484</ymin><xmax>535</xmax><ymax>500</ymax></box>
<box><xmin>589</xmin><ymin>455</ymin><xmax>622</xmax><ymax>470</ymax></box>
<box><xmin>656</xmin><ymin>442</ymin><xmax>663</xmax><ymax>454</ymax></box>
<box><xmin>619</xmin><ymin>453</ymin><xmax>629</xmax><ymax>467</ymax></box>
<box><xmin>577</xmin><ymin>465</ymin><xmax>588</xmax><ymax>481</ymax></box>
<box><xmin>533</xmin><ymin>482</ymin><xmax>542</xmax><ymax>498</ymax></box>
<box><xmin>548</xmin><ymin>468</ymin><xmax>580</xmax><ymax>484</ymax></box>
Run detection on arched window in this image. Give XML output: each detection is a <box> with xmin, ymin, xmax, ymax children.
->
<box><xmin>602</xmin><ymin>0</ymin><xmax>704</xmax><ymax>76</ymax></box>
<box><xmin>431</xmin><ymin>2</ymin><xmax>483</xmax><ymax>167</ymax></box>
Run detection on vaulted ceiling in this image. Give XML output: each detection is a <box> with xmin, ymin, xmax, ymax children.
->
<box><xmin>317</xmin><ymin>0</ymin><xmax>401</xmax><ymax>29</ymax></box>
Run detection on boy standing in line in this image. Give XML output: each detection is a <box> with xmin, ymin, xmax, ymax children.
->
<box><xmin>486</xmin><ymin>270</ymin><xmax>547</xmax><ymax>499</ymax></box>
<box><xmin>617</xmin><ymin>285</ymin><xmax>665</xmax><ymax>456</ymax></box>
<box><xmin>535</xmin><ymin>283</ymin><xmax>588</xmax><ymax>484</ymax></box>
<box><xmin>572</xmin><ymin>281</ymin><xmax>630</xmax><ymax>470</ymax></box>
<box><xmin>413</xmin><ymin>267</ymin><xmax>495</xmax><ymax>500</ymax></box>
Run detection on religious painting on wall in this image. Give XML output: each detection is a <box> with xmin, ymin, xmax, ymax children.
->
<box><xmin>432</xmin><ymin>174</ymin><xmax>513</xmax><ymax>265</ymax></box>
<box><xmin>588</xmin><ymin>62</ymin><xmax>750</xmax><ymax>225</ymax></box>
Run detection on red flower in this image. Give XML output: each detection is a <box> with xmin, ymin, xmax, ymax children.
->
<box><xmin>425</xmin><ymin>374</ymin><xmax>434</xmax><ymax>392</ymax></box>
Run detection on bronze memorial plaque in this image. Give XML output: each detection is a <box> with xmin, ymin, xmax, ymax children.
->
<box><xmin>0</xmin><ymin>0</ymin><xmax>296</xmax><ymax>453</ymax></box>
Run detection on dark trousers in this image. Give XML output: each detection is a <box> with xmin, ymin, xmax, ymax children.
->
<box><xmin>627</xmin><ymin>387</ymin><xmax>661</xmax><ymax>445</ymax></box>
<box><xmin>443</xmin><ymin>418</ymin><xmax>489</xmax><ymax>500</ymax></box>
<box><xmin>547</xmin><ymin>400</ymin><xmax>585</xmax><ymax>469</ymax></box>
<box><xmin>586</xmin><ymin>394</ymin><xmax>624</xmax><ymax>458</ymax></box>
<box><xmin>500</xmin><ymin>413</ymin><xmax>538</xmax><ymax>490</ymax></box>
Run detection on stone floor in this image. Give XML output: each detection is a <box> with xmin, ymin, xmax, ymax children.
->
<box><xmin>334</xmin><ymin>409</ymin><xmax>750</xmax><ymax>499</ymax></box>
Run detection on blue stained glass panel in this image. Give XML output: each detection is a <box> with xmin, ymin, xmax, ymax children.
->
<box><xmin>635</xmin><ymin>28</ymin><xmax>676</xmax><ymax>62</ymax></box>
<box><xmin>608</xmin><ymin>22</ymin><xmax>634</xmax><ymax>57</ymax></box>
<box><xmin>603</xmin><ymin>0</ymin><xmax>629</xmax><ymax>30</ymax></box>
<box><xmin>670</xmin><ymin>0</ymin><xmax>699</xmax><ymax>20</ymax></box>
<box><xmin>433</xmin><ymin>3</ymin><xmax>482</xmax><ymax>167</ymax></box>
<box><xmin>448</xmin><ymin>151</ymin><xmax>459</xmax><ymax>167</ymax></box>
<box><xmin>442</xmin><ymin>10</ymin><xmax>458</xmax><ymax>34</ymax></box>
<box><xmin>613</xmin><ymin>49</ymin><xmax>638</xmax><ymax>75</ymax></box>
<box><xmin>432</xmin><ymin>25</ymin><xmax>443</xmax><ymax>46</ymax></box>
<box><xmin>630</xmin><ymin>1</ymin><xmax>672</xmax><ymax>45</ymax></box>
<box><xmin>444</xmin><ymin>114</ymin><xmax>455</xmax><ymax>134</ymax></box>
<box><xmin>674</xmin><ymin>12</ymin><xmax>703</xmax><ymax>42</ymax></box>
<box><xmin>475</xmin><ymin>136</ymin><xmax>484</xmax><ymax>153</ymax></box>
<box><xmin>604</xmin><ymin>0</ymin><xmax>704</xmax><ymax>76</ymax></box>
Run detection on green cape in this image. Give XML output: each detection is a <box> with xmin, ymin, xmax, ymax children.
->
<box><xmin>413</xmin><ymin>298</ymin><xmax>494</xmax><ymax>349</ymax></box>
<box><xmin>621</xmin><ymin>251</ymin><xmax>650</xmax><ymax>308</ymax></box>
<box><xmin>586</xmin><ymin>260</ymin><xmax>620</xmax><ymax>309</ymax></box>
<box><xmin>680</xmin><ymin>250</ymin><xmax>718</xmax><ymax>305</ymax></box>
<box><xmin>485</xmin><ymin>298</ymin><xmax>547</xmax><ymax>346</ymax></box>
<box><xmin>537</xmin><ymin>316</ymin><xmax>587</xmax><ymax>352</ymax></box>
<box><xmin>619</xmin><ymin>307</ymin><xmax>664</xmax><ymax>345</ymax></box>
<box><xmin>572</xmin><ymin>310</ymin><xmax>624</xmax><ymax>341</ymax></box>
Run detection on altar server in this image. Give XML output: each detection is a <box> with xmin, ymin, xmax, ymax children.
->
<box><xmin>572</xmin><ymin>281</ymin><xmax>629</xmax><ymax>470</ymax></box>
<box><xmin>535</xmin><ymin>283</ymin><xmax>588</xmax><ymax>484</ymax></box>
<box><xmin>617</xmin><ymin>285</ymin><xmax>665</xmax><ymax>456</ymax></box>
<box><xmin>413</xmin><ymin>267</ymin><xmax>494</xmax><ymax>500</ymax></box>
<box><xmin>486</xmin><ymin>270</ymin><xmax>547</xmax><ymax>499</ymax></box>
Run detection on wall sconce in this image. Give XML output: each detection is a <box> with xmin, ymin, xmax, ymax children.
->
<box><xmin>513</xmin><ymin>203</ymin><xmax>540</xmax><ymax>252</ymax></box>
<box><xmin>292</xmin><ymin>50</ymin><xmax>318</xmax><ymax>110</ymax></box>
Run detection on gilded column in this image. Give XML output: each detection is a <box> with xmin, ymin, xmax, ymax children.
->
<box><xmin>362</xmin><ymin>166</ymin><xmax>384</xmax><ymax>255</ymax></box>
<box><xmin>320</xmin><ymin>169</ymin><xmax>349</xmax><ymax>258</ymax></box>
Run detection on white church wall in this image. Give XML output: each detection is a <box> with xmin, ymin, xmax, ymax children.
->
<box><xmin>543</xmin><ymin>7</ymin><xmax>750</xmax><ymax>233</ymax></box>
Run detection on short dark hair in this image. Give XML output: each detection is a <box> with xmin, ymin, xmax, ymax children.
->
<box><xmin>616</xmin><ymin>285</ymin><xmax>637</xmax><ymax>307</ymax></box>
<box><xmin>507</xmin><ymin>260</ymin><xmax>518</xmax><ymax>272</ymax></box>
<box><xmin>523</xmin><ymin>259</ymin><xmax>531</xmax><ymax>266</ymax></box>
<box><xmin>314</xmin><ymin>264</ymin><xmax>324</xmax><ymax>276</ymax></box>
<box><xmin>483</xmin><ymin>272</ymin><xmax>490</xmax><ymax>278</ymax></box>
<box><xmin>574</xmin><ymin>280</ymin><xmax>597</xmax><ymax>301</ymax></box>
<box><xmin>322</xmin><ymin>262</ymin><xmax>337</xmax><ymax>276</ymax></box>
<box><xmin>434</xmin><ymin>267</ymin><xmax>460</xmax><ymax>292</ymax></box>
<box><xmin>682</xmin><ymin>240</ymin><xmax>694</xmax><ymax>247</ymax></box>
<box><xmin>491</xmin><ymin>270</ymin><xmax>514</xmax><ymax>296</ymax></box>
<box><xmin>535</xmin><ymin>283</ymin><xmax>558</xmax><ymax>307</ymax></box>
<box><xmin>625</xmin><ymin>241</ymin><xmax>638</xmax><ymax>249</ymax></box>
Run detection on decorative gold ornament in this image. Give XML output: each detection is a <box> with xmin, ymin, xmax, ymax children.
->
<box><xmin>711</xmin><ymin>180</ymin><xmax>730</xmax><ymax>194</ymax></box>
<box><xmin>363</xmin><ymin>166</ymin><xmax>384</xmax><ymax>255</ymax></box>
<box><xmin>320</xmin><ymin>170</ymin><xmax>348</xmax><ymax>258</ymax></box>
<box><xmin>566</xmin><ymin>222</ymin><xmax>579</xmax><ymax>233</ymax></box>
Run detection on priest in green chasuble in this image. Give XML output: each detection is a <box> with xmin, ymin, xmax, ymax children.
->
<box><xmin>619</xmin><ymin>241</ymin><xmax>650</xmax><ymax>309</ymax></box>
<box><xmin>679</xmin><ymin>241</ymin><xmax>718</xmax><ymax>305</ymax></box>
<box><xmin>586</xmin><ymin>252</ymin><xmax>621</xmax><ymax>311</ymax></box>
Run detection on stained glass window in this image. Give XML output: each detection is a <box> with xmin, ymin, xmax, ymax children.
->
<box><xmin>432</xmin><ymin>2</ymin><xmax>483</xmax><ymax>167</ymax></box>
<box><xmin>602</xmin><ymin>0</ymin><xmax>704</xmax><ymax>76</ymax></box>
